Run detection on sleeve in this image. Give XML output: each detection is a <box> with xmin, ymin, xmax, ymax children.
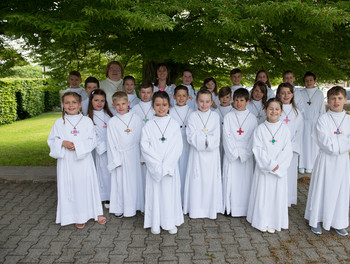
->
<box><xmin>239</xmin><ymin>118</ymin><xmax>258</xmax><ymax>163</ymax></box>
<box><xmin>140</xmin><ymin>125</ymin><xmax>163</xmax><ymax>182</ymax></box>
<box><xmin>291</xmin><ymin>111</ymin><xmax>303</xmax><ymax>155</ymax></box>
<box><xmin>274</xmin><ymin>128</ymin><xmax>293</xmax><ymax>177</ymax></box>
<box><xmin>95</xmin><ymin>127</ymin><xmax>107</xmax><ymax>155</ymax></box>
<box><xmin>47</xmin><ymin>120</ymin><xmax>65</xmax><ymax>159</ymax></box>
<box><xmin>106</xmin><ymin>120</ymin><xmax>123</xmax><ymax>172</ymax></box>
<box><xmin>186</xmin><ymin>114</ymin><xmax>208</xmax><ymax>152</ymax></box>
<box><xmin>222</xmin><ymin>117</ymin><xmax>239</xmax><ymax>162</ymax></box>
<box><xmin>252</xmin><ymin>127</ymin><xmax>279</xmax><ymax>173</ymax></box>
<box><xmin>205</xmin><ymin>115</ymin><xmax>221</xmax><ymax>151</ymax></box>
<box><xmin>73</xmin><ymin>119</ymin><xmax>97</xmax><ymax>160</ymax></box>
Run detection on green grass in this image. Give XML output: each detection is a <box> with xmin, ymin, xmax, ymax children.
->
<box><xmin>0</xmin><ymin>112</ymin><xmax>61</xmax><ymax>166</ymax></box>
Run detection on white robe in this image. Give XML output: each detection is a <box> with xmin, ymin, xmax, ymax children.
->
<box><xmin>247</xmin><ymin>120</ymin><xmax>293</xmax><ymax>232</ymax></box>
<box><xmin>211</xmin><ymin>93</ymin><xmax>220</xmax><ymax>109</ymax></box>
<box><xmin>223</xmin><ymin>109</ymin><xmax>258</xmax><ymax>216</ymax></box>
<box><xmin>295</xmin><ymin>88</ymin><xmax>325</xmax><ymax>170</ymax></box>
<box><xmin>183</xmin><ymin>109</ymin><xmax>223</xmax><ymax>219</ymax></box>
<box><xmin>81</xmin><ymin>97</ymin><xmax>89</xmax><ymax>116</ymax></box>
<box><xmin>93</xmin><ymin>110</ymin><xmax>112</xmax><ymax>202</ymax></box>
<box><xmin>267</xmin><ymin>87</ymin><xmax>275</xmax><ymax>100</ymax></box>
<box><xmin>230</xmin><ymin>85</ymin><xmax>245</xmax><ymax>98</ymax></box>
<box><xmin>279</xmin><ymin>104</ymin><xmax>303</xmax><ymax>206</ymax></box>
<box><xmin>141</xmin><ymin>115</ymin><xmax>184</xmax><ymax>231</ymax></box>
<box><xmin>47</xmin><ymin>114</ymin><xmax>103</xmax><ymax>226</ymax></box>
<box><xmin>246</xmin><ymin>100</ymin><xmax>266</xmax><ymax>125</ymax></box>
<box><xmin>305</xmin><ymin>110</ymin><xmax>350</xmax><ymax>230</ymax></box>
<box><xmin>127</xmin><ymin>94</ymin><xmax>141</xmax><ymax>110</ymax></box>
<box><xmin>153</xmin><ymin>84</ymin><xmax>176</xmax><ymax>106</ymax></box>
<box><xmin>182</xmin><ymin>84</ymin><xmax>198</xmax><ymax>110</ymax></box>
<box><xmin>107</xmin><ymin>112</ymin><xmax>144</xmax><ymax>216</ymax></box>
<box><xmin>169</xmin><ymin>104</ymin><xmax>193</xmax><ymax>203</ymax></box>
<box><xmin>100</xmin><ymin>78</ymin><xmax>124</xmax><ymax>112</ymax></box>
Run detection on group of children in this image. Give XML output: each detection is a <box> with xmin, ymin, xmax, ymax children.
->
<box><xmin>49</xmin><ymin>63</ymin><xmax>350</xmax><ymax>236</ymax></box>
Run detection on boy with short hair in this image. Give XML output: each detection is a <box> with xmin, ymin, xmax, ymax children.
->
<box><xmin>123</xmin><ymin>75</ymin><xmax>140</xmax><ymax>110</ymax></box>
<box><xmin>81</xmin><ymin>76</ymin><xmax>99</xmax><ymax>115</ymax></box>
<box><xmin>230</xmin><ymin>68</ymin><xmax>245</xmax><ymax>96</ymax></box>
<box><xmin>132</xmin><ymin>82</ymin><xmax>155</xmax><ymax>125</ymax></box>
<box><xmin>60</xmin><ymin>71</ymin><xmax>88</xmax><ymax>109</ymax></box>
<box><xmin>282</xmin><ymin>71</ymin><xmax>296</xmax><ymax>86</ymax></box>
<box><xmin>294</xmin><ymin>71</ymin><xmax>325</xmax><ymax>174</ymax></box>
<box><xmin>107</xmin><ymin>91</ymin><xmax>144</xmax><ymax>218</ymax></box>
<box><xmin>305</xmin><ymin>86</ymin><xmax>350</xmax><ymax>236</ymax></box>
<box><xmin>223</xmin><ymin>88</ymin><xmax>258</xmax><ymax>216</ymax></box>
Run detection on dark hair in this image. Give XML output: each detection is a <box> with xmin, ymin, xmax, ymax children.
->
<box><xmin>196</xmin><ymin>87</ymin><xmax>212</xmax><ymax>100</ymax></box>
<box><xmin>303</xmin><ymin>71</ymin><xmax>316</xmax><ymax>82</ymax></box>
<box><xmin>218</xmin><ymin>86</ymin><xmax>232</xmax><ymax>98</ymax></box>
<box><xmin>282</xmin><ymin>70</ymin><xmax>294</xmax><ymax>78</ymax></box>
<box><xmin>105</xmin><ymin>61</ymin><xmax>124</xmax><ymax>78</ymax></box>
<box><xmin>230</xmin><ymin>68</ymin><xmax>242</xmax><ymax>76</ymax></box>
<box><xmin>87</xmin><ymin>89</ymin><xmax>113</xmax><ymax>124</ymax></box>
<box><xmin>152</xmin><ymin>91</ymin><xmax>171</xmax><ymax>109</ymax></box>
<box><xmin>265</xmin><ymin>97</ymin><xmax>283</xmax><ymax>111</ymax></box>
<box><xmin>327</xmin><ymin>86</ymin><xmax>346</xmax><ymax>99</ymax></box>
<box><xmin>251</xmin><ymin>81</ymin><xmax>268</xmax><ymax>106</ymax></box>
<box><xmin>174</xmin><ymin>85</ymin><xmax>189</xmax><ymax>95</ymax></box>
<box><xmin>140</xmin><ymin>81</ymin><xmax>154</xmax><ymax>90</ymax></box>
<box><xmin>254</xmin><ymin>69</ymin><xmax>271</xmax><ymax>88</ymax></box>
<box><xmin>154</xmin><ymin>63</ymin><xmax>171</xmax><ymax>86</ymax></box>
<box><xmin>84</xmin><ymin>76</ymin><xmax>99</xmax><ymax>88</ymax></box>
<box><xmin>276</xmin><ymin>83</ymin><xmax>298</xmax><ymax>116</ymax></box>
<box><xmin>69</xmin><ymin>71</ymin><xmax>81</xmax><ymax>78</ymax></box>
<box><xmin>182</xmin><ymin>69</ymin><xmax>195</xmax><ymax>93</ymax></box>
<box><xmin>61</xmin><ymin>92</ymin><xmax>82</xmax><ymax>122</ymax></box>
<box><xmin>203</xmin><ymin>77</ymin><xmax>218</xmax><ymax>96</ymax></box>
<box><xmin>233</xmin><ymin>88</ymin><xmax>249</xmax><ymax>101</ymax></box>
<box><xmin>123</xmin><ymin>75</ymin><xmax>136</xmax><ymax>85</ymax></box>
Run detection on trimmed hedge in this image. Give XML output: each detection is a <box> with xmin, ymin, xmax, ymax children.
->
<box><xmin>0</xmin><ymin>79</ymin><xmax>60</xmax><ymax>125</ymax></box>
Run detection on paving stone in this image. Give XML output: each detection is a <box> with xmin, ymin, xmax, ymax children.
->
<box><xmin>55</xmin><ymin>248</ymin><xmax>80</xmax><ymax>262</ymax></box>
<box><xmin>96</xmin><ymin>234</ymin><xmax>115</xmax><ymax>248</ymax></box>
<box><xmin>207</xmin><ymin>238</ymin><xmax>224</xmax><ymax>252</ymax></box>
<box><xmin>161</xmin><ymin>234</ymin><xmax>177</xmax><ymax>247</ymax></box>
<box><xmin>176</xmin><ymin>252</ymin><xmax>193</xmax><ymax>263</ymax></box>
<box><xmin>4</xmin><ymin>255</ymin><xmax>24</xmax><ymax>264</ymax></box>
<box><xmin>192</xmin><ymin>245</ymin><xmax>209</xmax><ymax>260</ymax></box>
<box><xmin>300</xmin><ymin>247</ymin><xmax>321</xmax><ymax>261</ymax></box>
<box><xmin>176</xmin><ymin>239</ymin><xmax>193</xmax><ymax>253</ymax></box>
<box><xmin>143</xmin><ymin>253</ymin><xmax>161</xmax><ymax>264</ymax></box>
<box><xmin>110</xmin><ymin>240</ymin><xmax>130</xmax><ymax>254</ymax></box>
<box><xmin>191</xmin><ymin>233</ymin><xmax>207</xmax><ymax>246</ymax></box>
<box><xmin>108</xmin><ymin>254</ymin><xmax>128</xmax><ymax>263</ymax></box>
<box><xmin>90</xmin><ymin>248</ymin><xmax>112</xmax><ymax>262</ymax></box>
<box><xmin>236</xmin><ymin>237</ymin><xmax>254</xmax><ymax>251</ymax></box>
<box><xmin>239</xmin><ymin>250</ymin><xmax>260</xmax><ymax>263</ymax></box>
<box><xmin>129</xmin><ymin>234</ymin><xmax>147</xmax><ymax>248</ymax></box>
<box><xmin>159</xmin><ymin>246</ymin><xmax>177</xmax><ymax>261</ymax></box>
<box><xmin>31</xmin><ymin>235</ymin><xmax>55</xmax><ymax>249</ymax></box>
<box><xmin>124</xmin><ymin>247</ymin><xmax>144</xmax><ymax>262</ymax></box>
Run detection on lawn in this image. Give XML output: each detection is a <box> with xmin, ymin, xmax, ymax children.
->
<box><xmin>0</xmin><ymin>112</ymin><xmax>61</xmax><ymax>166</ymax></box>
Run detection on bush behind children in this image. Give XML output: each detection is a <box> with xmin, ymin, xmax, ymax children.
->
<box><xmin>50</xmin><ymin>66</ymin><xmax>349</xmax><ymax>237</ymax></box>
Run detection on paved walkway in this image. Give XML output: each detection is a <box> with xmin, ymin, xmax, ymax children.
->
<box><xmin>0</xmin><ymin>167</ymin><xmax>349</xmax><ymax>263</ymax></box>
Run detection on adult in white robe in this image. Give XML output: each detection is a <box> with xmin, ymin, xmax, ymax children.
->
<box><xmin>169</xmin><ymin>104</ymin><xmax>193</xmax><ymax>203</ymax></box>
<box><xmin>107</xmin><ymin>112</ymin><xmax>144</xmax><ymax>217</ymax></box>
<box><xmin>141</xmin><ymin>115</ymin><xmax>184</xmax><ymax>233</ymax></box>
<box><xmin>246</xmin><ymin>100</ymin><xmax>266</xmax><ymax>125</ymax></box>
<box><xmin>247</xmin><ymin>120</ymin><xmax>293</xmax><ymax>232</ymax></box>
<box><xmin>127</xmin><ymin>93</ymin><xmax>140</xmax><ymax>110</ymax></box>
<box><xmin>279</xmin><ymin>105</ymin><xmax>303</xmax><ymax>206</ymax></box>
<box><xmin>294</xmin><ymin>87</ymin><xmax>325</xmax><ymax>172</ymax></box>
<box><xmin>223</xmin><ymin>109</ymin><xmax>258</xmax><ymax>216</ymax></box>
<box><xmin>47</xmin><ymin>114</ymin><xmax>103</xmax><ymax>226</ymax></box>
<box><xmin>305</xmin><ymin>110</ymin><xmax>350</xmax><ymax>231</ymax></box>
<box><xmin>183</xmin><ymin>109</ymin><xmax>223</xmax><ymax>219</ymax></box>
<box><xmin>93</xmin><ymin>109</ymin><xmax>112</xmax><ymax>202</ymax></box>
<box><xmin>100</xmin><ymin>78</ymin><xmax>124</xmax><ymax>112</ymax></box>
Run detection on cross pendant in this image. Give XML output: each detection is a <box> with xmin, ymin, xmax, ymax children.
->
<box><xmin>71</xmin><ymin>129</ymin><xmax>79</xmax><ymax>136</ymax></box>
<box><xmin>125</xmin><ymin>128</ymin><xmax>132</xmax><ymax>134</ymax></box>
<box><xmin>237</xmin><ymin>128</ymin><xmax>244</xmax><ymax>135</ymax></box>
<box><xmin>144</xmin><ymin>117</ymin><xmax>149</xmax><ymax>123</ymax></box>
<box><xmin>160</xmin><ymin>136</ymin><xmax>167</xmax><ymax>143</ymax></box>
<box><xmin>284</xmin><ymin>116</ymin><xmax>291</xmax><ymax>124</ymax></box>
<box><xmin>307</xmin><ymin>100</ymin><xmax>312</xmax><ymax>105</ymax></box>
<box><xmin>334</xmin><ymin>129</ymin><xmax>342</xmax><ymax>136</ymax></box>
<box><xmin>270</xmin><ymin>138</ymin><xmax>276</xmax><ymax>145</ymax></box>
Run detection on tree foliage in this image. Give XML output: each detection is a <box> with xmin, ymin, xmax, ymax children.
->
<box><xmin>2</xmin><ymin>0</ymin><xmax>350</xmax><ymax>85</ymax></box>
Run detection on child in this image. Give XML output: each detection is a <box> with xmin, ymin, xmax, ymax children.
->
<box><xmin>87</xmin><ymin>89</ymin><xmax>113</xmax><ymax>208</ymax></box>
<box><xmin>123</xmin><ymin>75</ymin><xmax>140</xmax><ymax>110</ymax></box>
<box><xmin>153</xmin><ymin>63</ymin><xmax>176</xmax><ymax>101</ymax></box>
<box><xmin>141</xmin><ymin>91</ymin><xmax>184</xmax><ymax>234</ymax></box>
<box><xmin>60</xmin><ymin>71</ymin><xmax>87</xmax><ymax>108</ymax></box>
<box><xmin>247</xmin><ymin>98</ymin><xmax>293</xmax><ymax>233</ymax></box>
<box><xmin>295</xmin><ymin>71</ymin><xmax>325</xmax><ymax>174</ymax></box>
<box><xmin>132</xmin><ymin>82</ymin><xmax>155</xmax><ymax>125</ymax></box>
<box><xmin>282</xmin><ymin>71</ymin><xmax>296</xmax><ymax>86</ymax></box>
<box><xmin>107</xmin><ymin>91</ymin><xmax>144</xmax><ymax>218</ymax></box>
<box><xmin>203</xmin><ymin>77</ymin><xmax>220</xmax><ymax>109</ymax></box>
<box><xmin>82</xmin><ymin>77</ymin><xmax>99</xmax><ymax>115</ymax></box>
<box><xmin>169</xmin><ymin>85</ymin><xmax>193</xmax><ymax>203</ymax></box>
<box><xmin>230</xmin><ymin>68</ymin><xmax>245</xmax><ymax>96</ymax></box>
<box><xmin>305</xmin><ymin>86</ymin><xmax>350</xmax><ymax>236</ymax></box>
<box><xmin>223</xmin><ymin>88</ymin><xmax>258</xmax><ymax>217</ymax></box>
<box><xmin>181</xmin><ymin>69</ymin><xmax>197</xmax><ymax>110</ymax></box>
<box><xmin>246</xmin><ymin>81</ymin><xmax>268</xmax><ymax>124</ymax></box>
<box><xmin>47</xmin><ymin>92</ymin><xmax>106</xmax><ymax>228</ymax></box>
<box><xmin>276</xmin><ymin>83</ymin><xmax>303</xmax><ymax>206</ymax></box>
<box><xmin>183</xmin><ymin>89</ymin><xmax>223</xmax><ymax>219</ymax></box>
<box><xmin>255</xmin><ymin>69</ymin><xmax>275</xmax><ymax>99</ymax></box>
<box><xmin>100</xmin><ymin>61</ymin><xmax>124</xmax><ymax>110</ymax></box>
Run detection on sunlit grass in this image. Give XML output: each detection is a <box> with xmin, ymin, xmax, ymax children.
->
<box><xmin>0</xmin><ymin>112</ymin><xmax>61</xmax><ymax>166</ymax></box>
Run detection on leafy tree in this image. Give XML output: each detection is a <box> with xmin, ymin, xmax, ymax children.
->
<box><xmin>2</xmin><ymin>0</ymin><xmax>350</xmax><ymax>85</ymax></box>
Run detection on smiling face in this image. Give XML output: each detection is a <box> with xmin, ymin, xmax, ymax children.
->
<box><xmin>278</xmin><ymin>86</ymin><xmax>294</xmax><ymax>105</ymax></box>
<box><xmin>63</xmin><ymin>95</ymin><xmax>81</xmax><ymax>115</ymax></box>
<box><xmin>230</xmin><ymin>73</ymin><xmax>242</xmax><ymax>86</ymax></box>
<box><xmin>139</xmin><ymin>87</ymin><xmax>153</xmax><ymax>102</ymax></box>
<box><xmin>157</xmin><ymin>66</ymin><xmax>168</xmax><ymax>81</ymax></box>
<box><xmin>153</xmin><ymin>97</ymin><xmax>170</xmax><ymax>117</ymax></box>
<box><xmin>108</xmin><ymin>64</ymin><xmax>122</xmax><ymax>81</ymax></box>
<box><xmin>85</xmin><ymin>82</ymin><xmax>98</xmax><ymax>96</ymax></box>
<box><xmin>196</xmin><ymin>93</ymin><xmax>212</xmax><ymax>112</ymax></box>
<box><xmin>68</xmin><ymin>75</ymin><xmax>82</xmax><ymax>88</ymax></box>
<box><xmin>124</xmin><ymin>79</ymin><xmax>136</xmax><ymax>94</ymax></box>
<box><xmin>174</xmin><ymin>89</ymin><xmax>189</xmax><ymax>106</ymax></box>
<box><xmin>252</xmin><ymin>86</ymin><xmax>264</xmax><ymax>101</ymax></box>
<box><xmin>283</xmin><ymin>73</ymin><xmax>295</xmax><ymax>85</ymax></box>
<box><xmin>92</xmin><ymin>94</ymin><xmax>106</xmax><ymax>111</ymax></box>
<box><xmin>219</xmin><ymin>94</ymin><xmax>232</xmax><ymax>107</ymax></box>
<box><xmin>233</xmin><ymin>97</ymin><xmax>248</xmax><ymax>111</ymax></box>
<box><xmin>265</xmin><ymin>101</ymin><xmax>282</xmax><ymax>123</ymax></box>
<box><xmin>205</xmin><ymin>80</ymin><xmax>216</xmax><ymax>93</ymax></box>
<box><xmin>182</xmin><ymin>71</ymin><xmax>193</xmax><ymax>86</ymax></box>
<box><xmin>112</xmin><ymin>98</ymin><xmax>129</xmax><ymax>115</ymax></box>
<box><xmin>328</xmin><ymin>93</ymin><xmax>346</xmax><ymax>112</ymax></box>
<box><xmin>257</xmin><ymin>72</ymin><xmax>268</xmax><ymax>83</ymax></box>
<box><xmin>304</xmin><ymin>76</ymin><xmax>316</xmax><ymax>88</ymax></box>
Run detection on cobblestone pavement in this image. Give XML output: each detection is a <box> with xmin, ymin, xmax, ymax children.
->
<box><xmin>1</xmin><ymin>180</ymin><xmax>349</xmax><ymax>264</ymax></box>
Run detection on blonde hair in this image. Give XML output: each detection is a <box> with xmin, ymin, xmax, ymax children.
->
<box><xmin>112</xmin><ymin>91</ymin><xmax>128</xmax><ymax>103</ymax></box>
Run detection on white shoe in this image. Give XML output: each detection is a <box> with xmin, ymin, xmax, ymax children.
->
<box><xmin>267</xmin><ymin>227</ymin><xmax>275</xmax><ymax>234</ymax></box>
<box><xmin>104</xmin><ymin>201</ymin><xmax>110</xmax><ymax>209</ymax></box>
<box><xmin>114</xmin><ymin>213</ymin><xmax>123</xmax><ymax>218</ymax></box>
<box><xmin>305</xmin><ymin>169</ymin><xmax>312</xmax><ymax>174</ymax></box>
<box><xmin>168</xmin><ymin>227</ymin><xmax>178</xmax><ymax>234</ymax></box>
<box><xmin>151</xmin><ymin>229</ymin><xmax>160</xmax><ymax>235</ymax></box>
<box><xmin>298</xmin><ymin>168</ymin><xmax>305</xmax><ymax>174</ymax></box>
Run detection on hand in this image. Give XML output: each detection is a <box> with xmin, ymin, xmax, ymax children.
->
<box><xmin>117</xmin><ymin>165</ymin><xmax>122</xmax><ymax>168</ymax></box>
<box><xmin>272</xmin><ymin>164</ymin><xmax>279</xmax><ymax>172</ymax></box>
<box><xmin>62</xmin><ymin>141</ymin><xmax>75</xmax><ymax>151</ymax></box>
<box><xmin>141</xmin><ymin>162</ymin><xmax>145</xmax><ymax>165</ymax></box>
